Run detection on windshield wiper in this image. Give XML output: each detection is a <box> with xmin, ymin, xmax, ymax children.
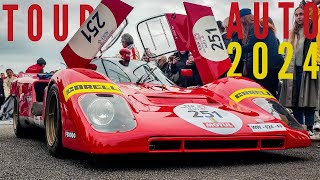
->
<box><xmin>136</xmin><ymin>66</ymin><xmax>157</xmax><ymax>85</ymax></box>
<box><xmin>108</xmin><ymin>69</ymin><xmax>131</xmax><ymax>81</ymax></box>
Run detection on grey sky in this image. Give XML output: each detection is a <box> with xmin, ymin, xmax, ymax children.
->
<box><xmin>0</xmin><ymin>0</ymin><xmax>301</xmax><ymax>73</ymax></box>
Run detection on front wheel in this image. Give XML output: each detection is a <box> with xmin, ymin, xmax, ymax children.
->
<box><xmin>45</xmin><ymin>84</ymin><xmax>64</xmax><ymax>157</ymax></box>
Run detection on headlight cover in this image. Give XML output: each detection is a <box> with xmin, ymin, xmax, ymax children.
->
<box><xmin>79</xmin><ymin>94</ymin><xmax>137</xmax><ymax>133</ymax></box>
<box><xmin>252</xmin><ymin>98</ymin><xmax>304</xmax><ymax>130</ymax></box>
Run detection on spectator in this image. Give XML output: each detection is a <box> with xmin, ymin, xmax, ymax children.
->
<box><xmin>217</xmin><ymin>20</ymin><xmax>225</xmax><ymax>34</ymax></box>
<box><xmin>240</xmin><ymin>8</ymin><xmax>284</xmax><ymax>97</ymax></box>
<box><xmin>309</xmin><ymin>0</ymin><xmax>320</xmax><ymax>66</ymax></box>
<box><xmin>26</xmin><ymin>58</ymin><xmax>46</xmax><ymax>73</ymax></box>
<box><xmin>222</xmin><ymin>18</ymin><xmax>229</xmax><ymax>34</ymax></box>
<box><xmin>1</xmin><ymin>73</ymin><xmax>6</xmax><ymax>80</ymax></box>
<box><xmin>0</xmin><ymin>77</ymin><xmax>4</xmax><ymax>106</ymax></box>
<box><xmin>170</xmin><ymin>51</ymin><xmax>202</xmax><ymax>87</ymax></box>
<box><xmin>3</xmin><ymin>69</ymin><xmax>17</xmax><ymax>98</ymax></box>
<box><xmin>141</xmin><ymin>48</ymin><xmax>157</xmax><ymax>62</ymax></box>
<box><xmin>156</xmin><ymin>55</ymin><xmax>170</xmax><ymax>76</ymax></box>
<box><xmin>121</xmin><ymin>33</ymin><xmax>140</xmax><ymax>60</ymax></box>
<box><xmin>280</xmin><ymin>4</ymin><xmax>319</xmax><ymax>138</ymax></box>
<box><xmin>226</xmin><ymin>20</ymin><xmax>245</xmax><ymax>75</ymax></box>
<box><xmin>222</xmin><ymin>17</ymin><xmax>232</xmax><ymax>47</ymax></box>
<box><xmin>260</xmin><ymin>17</ymin><xmax>280</xmax><ymax>45</ymax></box>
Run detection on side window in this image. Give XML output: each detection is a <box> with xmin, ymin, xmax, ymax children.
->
<box><xmin>103</xmin><ymin>60</ymin><xmax>131</xmax><ymax>83</ymax></box>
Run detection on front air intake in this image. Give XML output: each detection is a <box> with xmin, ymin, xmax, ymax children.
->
<box><xmin>184</xmin><ymin>140</ymin><xmax>258</xmax><ymax>149</ymax></box>
<box><xmin>149</xmin><ymin>141</ymin><xmax>181</xmax><ymax>151</ymax></box>
<box><xmin>261</xmin><ymin>139</ymin><xmax>284</xmax><ymax>148</ymax></box>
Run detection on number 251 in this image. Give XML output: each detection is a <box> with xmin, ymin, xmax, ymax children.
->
<box><xmin>81</xmin><ymin>11</ymin><xmax>106</xmax><ymax>43</ymax></box>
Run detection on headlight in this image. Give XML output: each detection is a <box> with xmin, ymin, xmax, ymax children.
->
<box><xmin>79</xmin><ymin>94</ymin><xmax>137</xmax><ymax>133</ymax></box>
<box><xmin>86</xmin><ymin>98</ymin><xmax>115</xmax><ymax>126</ymax></box>
<box><xmin>252</xmin><ymin>98</ymin><xmax>304</xmax><ymax>130</ymax></box>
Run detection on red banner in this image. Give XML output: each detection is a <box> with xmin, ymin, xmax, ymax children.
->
<box><xmin>184</xmin><ymin>2</ymin><xmax>231</xmax><ymax>84</ymax></box>
<box><xmin>61</xmin><ymin>0</ymin><xmax>133</xmax><ymax>68</ymax></box>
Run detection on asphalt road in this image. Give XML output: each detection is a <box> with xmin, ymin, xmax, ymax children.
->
<box><xmin>0</xmin><ymin>123</ymin><xmax>320</xmax><ymax>180</ymax></box>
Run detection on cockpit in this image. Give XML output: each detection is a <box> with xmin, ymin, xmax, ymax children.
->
<box><xmin>91</xmin><ymin>58</ymin><xmax>175</xmax><ymax>86</ymax></box>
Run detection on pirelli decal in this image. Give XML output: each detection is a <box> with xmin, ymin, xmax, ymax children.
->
<box><xmin>63</xmin><ymin>82</ymin><xmax>122</xmax><ymax>101</ymax></box>
<box><xmin>229</xmin><ymin>88</ymin><xmax>275</xmax><ymax>103</ymax></box>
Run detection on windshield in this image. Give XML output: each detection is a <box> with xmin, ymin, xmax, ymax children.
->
<box><xmin>92</xmin><ymin>58</ymin><xmax>175</xmax><ymax>86</ymax></box>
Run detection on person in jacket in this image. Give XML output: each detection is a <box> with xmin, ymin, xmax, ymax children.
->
<box><xmin>170</xmin><ymin>51</ymin><xmax>202</xmax><ymax>87</ymax></box>
<box><xmin>312</xmin><ymin>0</ymin><xmax>320</xmax><ymax>65</ymax></box>
<box><xmin>26</xmin><ymin>58</ymin><xmax>46</xmax><ymax>73</ymax></box>
<box><xmin>156</xmin><ymin>55</ymin><xmax>170</xmax><ymax>76</ymax></box>
<box><xmin>0</xmin><ymin>78</ymin><xmax>5</xmax><ymax>106</ymax></box>
<box><xmin>121</xmin><ymin>33</ymin><xmax>140</xmax><ymax>60</ymax></box>
<box><xmin>280</xmin><ymin>5</ymin><xmax>319</xmax><ymax>137</ymax></box>
<box><xmin>228</xmin><ymin>21</ymin><xmax>245</xmax><ymax>75</ymax></box>
<box><xmin>141</xmin><ymin>48</ymin><xmax>157</xmax><ymax>62</ymax></box>
<box><xmin>1</xmin><ymin>73</ymin><xmax>5</xmax><ymax>80</ymax></box>
<box><xmin>240</xmin><ymin>8</ymin><xmax>284</xmax><ymax>97</ymax></box>
<box><xmin>3</xmin><ymin>69</ymin><xmax>17</xmax><ymax>98</ymax></box>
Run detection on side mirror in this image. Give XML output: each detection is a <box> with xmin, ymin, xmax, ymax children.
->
<box><xmin>180</xmin><ymin>69</ymin><xmax>193</xmax><ymax>77</ymax></box>
<box><xmin>119</xmin><ymin>48</ymin><xmax>131</xmax><ymax>61</ymax></box>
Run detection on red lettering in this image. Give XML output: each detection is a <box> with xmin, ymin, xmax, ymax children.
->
<box><xmin>80</xmin><ymin>4</ymin><xmax>94</xmax><ymax>26</ymax></box>
<box><xmin>254</xmin><ymin>2</ymin><xmax>269</xmax><ymax>39</ymax></box>
<box><xmin>28</xmin><ymin>4</ymin><xmax>42</xmax><ymax>41</ymax></box>
<box><xmin>304</xmin><ymin>2</ymin><xmax>318</xmax><ymax>39</ymax></box>
<box><xmin>279</xmin><ymin>2</ymin><xmax>294</xmax><ymax>39</ymax></box>
<box><xmin>227</xmin><ymin>2</ymin><xmax>242</xmax><ymax>40</ymax></box>
<box><xmin>54</xmin><ymin>4</ymin><xmax>68</xmax><ymax>41</ymax></box>
<box><xmin>3</xmin><ymin>4</ymin><xmax>18</xmax><ymax>41</ymax></box>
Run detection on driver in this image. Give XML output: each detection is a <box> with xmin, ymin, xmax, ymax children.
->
<box><xmin>26</xmin><ymin>58</ymin><xmax>46</xmax><ymax>73</ymax></box>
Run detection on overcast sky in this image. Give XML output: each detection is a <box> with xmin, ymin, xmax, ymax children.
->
<box><xmin>0</xmin><ymin>0</ymin><xmax>302</xmax><ymax>73</ymax></box>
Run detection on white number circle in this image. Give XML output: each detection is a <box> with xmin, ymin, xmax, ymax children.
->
<box><xmin>174</xmin><ymin>103</ymin><xmax>243</xmax><ymax>135</ymax></box>
<box><xmin>69</xmin><ymin>3</ymin><xmax>117</xmax><ymax>60</ymax></box>
<box><xmin>193</xmin><ymin>16</ymin><xmax>228</xmax><ymax>62</ymax></box>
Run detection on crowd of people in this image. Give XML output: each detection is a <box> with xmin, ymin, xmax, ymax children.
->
<box><xmin>119</xmin><ymin>1</ymin><xmax>320</xmax><ymax>139</ymax></box>
<box><xmin>217</xmin><ymin>2</ymin><xmax>320</xmax><ymax>139</ymax></box>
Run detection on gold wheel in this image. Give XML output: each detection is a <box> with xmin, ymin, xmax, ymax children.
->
<box><xmin>46</xmin><ymin>95</ymin><xmax>57</xmax><ymax>147</ymax></box>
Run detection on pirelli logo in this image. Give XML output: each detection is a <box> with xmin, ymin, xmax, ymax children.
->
<box><xmin>63</xmin><ymin>82</ymin><xmax>122</xmax><ymax>101</ymax></box>
<box><xmin>229</xmin><ymin>88</ymin><xmax>275</xmax><ymax>103</ymax></box>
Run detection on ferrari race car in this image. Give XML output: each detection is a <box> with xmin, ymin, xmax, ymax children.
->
<box><xmin>11</xmin><ymin>58</ymin><xmax>311</xmax><ymax>157</ymax></box>
<box><xmin>10</xmin><ymin>0</ymin><xmax>311</xmax><ymax>157</ymax></box>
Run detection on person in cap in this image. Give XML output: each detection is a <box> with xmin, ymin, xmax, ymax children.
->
<box><xmin>26</xmin><ymin>58</ymin><xmax>47</xmax><ymax>73</ymax></box>
<box><xmin>240</xmin><ymin>8</ymin><xmax>284</xmax><ymax>98</ymax></box>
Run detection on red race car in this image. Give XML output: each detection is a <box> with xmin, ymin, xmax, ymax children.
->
<box><xmin>10</xmin><ymin>1</ymin><xmax>311</xmax><ymax>157</ymax></box>
<box><xmin>11</xmin><ymin>57</ymin><xmax>311</xmax><ymax>157</ymax></box>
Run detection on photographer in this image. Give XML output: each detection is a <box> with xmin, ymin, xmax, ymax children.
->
<box><xmin>169</xmin><ymin>51</ymin><xmax>202</xmax><ymax>88</ymax></box>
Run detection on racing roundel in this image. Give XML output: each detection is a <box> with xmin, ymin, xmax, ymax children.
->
<box><xmin>192</xmin><ymin>16</ymin><xmax>229</xmax><ymax>62</ymax></box>
<box><xmin>174</xmin><ymin>103</ymin><xmax>243</xmax><ymax>135</ymax></box>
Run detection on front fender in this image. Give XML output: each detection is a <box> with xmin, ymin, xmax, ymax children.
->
<box><xmin>48</xmin><ymin>68</ymin><xmax>117</xmax><ymax>152</ymax></box>
<box><xmin>204</xmin><ymin>77</ymin><xmax>276</xmax><ymax>114</ymax></box>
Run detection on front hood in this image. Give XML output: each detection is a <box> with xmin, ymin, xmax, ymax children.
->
<box><xmin>118</xmin><ymin>83</ymin><xmax>287</xmax><ymax>136</ymax></box>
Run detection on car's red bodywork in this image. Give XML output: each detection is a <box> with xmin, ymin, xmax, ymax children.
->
<box><xmin>11</xmin><ymin>67</ymin><xmax>311</xmax><ymax>155</ymax></box>
<box><xmin>10</xmin><ymin>0</ymin><xmax>311</xmax><ymax>155</ymax></box>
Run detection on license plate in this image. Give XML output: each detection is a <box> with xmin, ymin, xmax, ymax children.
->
<box><xmin>248</xmin><ymin>123</ymin><xmax>286</xmax><ymax>132</ymax></box>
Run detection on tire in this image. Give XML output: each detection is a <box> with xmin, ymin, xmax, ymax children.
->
<box><xmin>13</xmin><ymin>97</ymin><xmax>27</xmax><ymax>138</ymax></box>
<box><xmin>45</xmin><ymin>84</ymin><xmax>64</xmax><ymax>157</ymax></box>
